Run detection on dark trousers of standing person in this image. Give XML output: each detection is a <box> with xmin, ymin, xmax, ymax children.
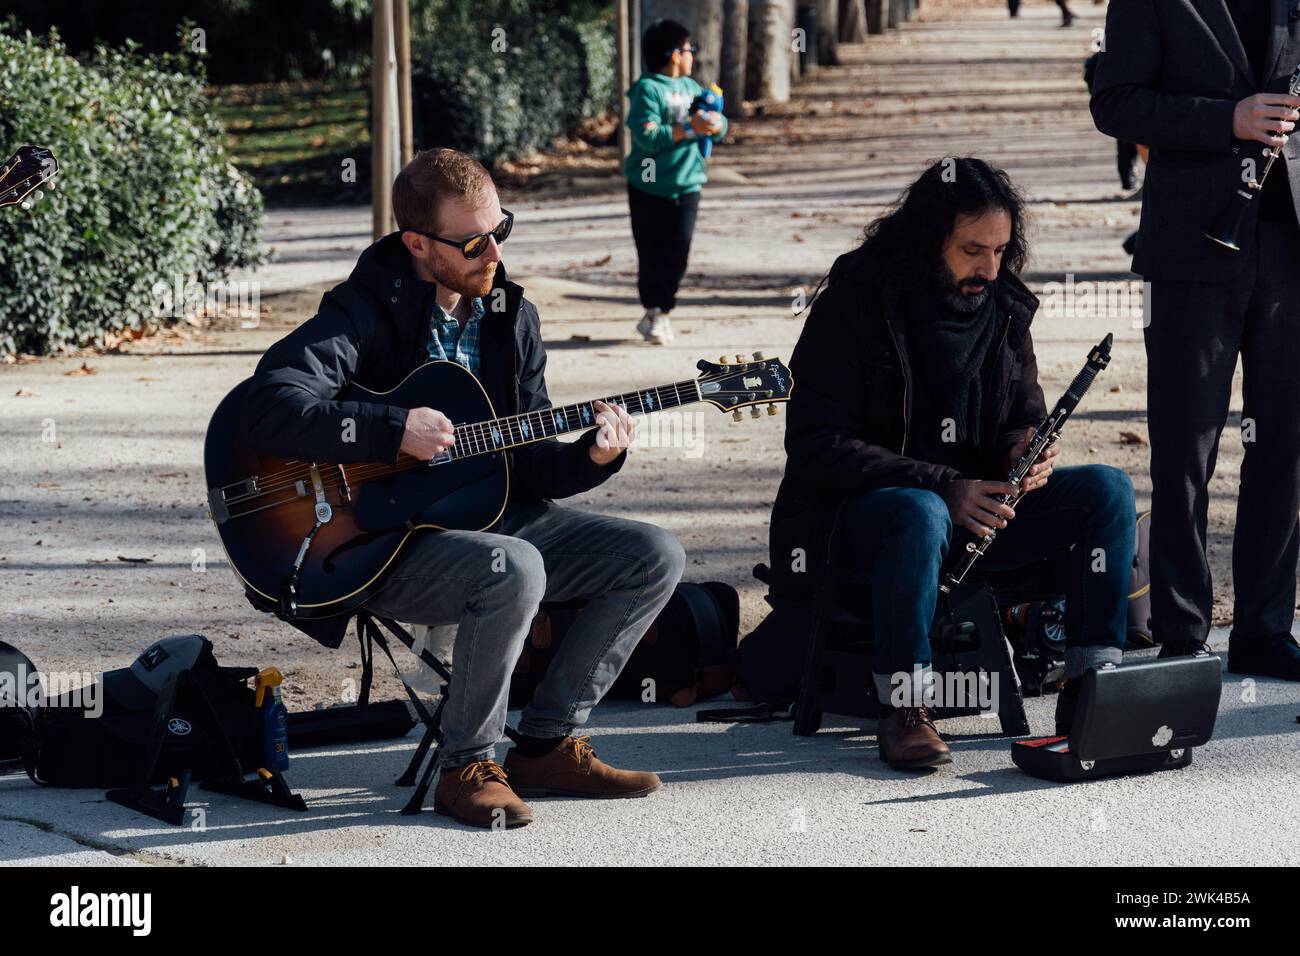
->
<box><xmin>627</xmin><ymin>183</ymin><xmax>700</xmax><ymax>313</ymax></box>
<box><xmin>1117</xmin><ymin>139</ymin><xmax>1140</xmax><ymax>191</ymax></box>
<box><xmin>1009</xmin><ymin>0</ymin><xmax>1074</xmax><ymax>21</ymax></box>
<box><xmin>1145</xmin><ymin>220</ymin><xmax>1300</xmax><ymax>653</ymax></box>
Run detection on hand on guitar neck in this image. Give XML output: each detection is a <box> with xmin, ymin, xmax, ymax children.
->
<box><xmin>398</xmin><ymin>400</ymin><xmax>635</xmax><ymax>465</ymax></box>
<box><xmin>589</xmin><ymin>400</ymin><xmax>635</xmax><ymax>466</ymax></box>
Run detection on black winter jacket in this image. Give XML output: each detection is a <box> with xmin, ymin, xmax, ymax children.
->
<box><xmin>767</xmin><ymin>248</ymin><xmax>1047</xmax><ymax>604</ymax></box>
<box><xmin>238</xmin><ymin>232</ymin><xmax>624</xmax><ymax>646</ymax></box>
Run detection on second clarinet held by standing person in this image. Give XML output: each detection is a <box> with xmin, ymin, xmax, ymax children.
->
<box><xmin>623</xmin><ymin>18</ymin><xmax>728</xmax><ymax>346</ymax></box>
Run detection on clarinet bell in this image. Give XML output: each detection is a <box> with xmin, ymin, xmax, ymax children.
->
<box><xmin>1206</xmin><ymin>189</ymin><xmax>1255</xmax><ymax>252</ymax></box>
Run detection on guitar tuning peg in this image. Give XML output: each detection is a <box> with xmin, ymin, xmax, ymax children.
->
<box><xmin>734</xmin><ymin>354</ymin><xmax>744</xmax><ymax>365</ymax></box>
<box><xmin>718</xmin><ymin>355</ymin><xmax>729</xmax><ymax>365</ymax></box>
<box><xmin>750</xmin><ymin>406</ymin><xmax>761</xmax><ymax>419</ymax></box>
<box><xmin>767</xmin><ymin>403</ymin><xmax>779</xmax><ymax>416</ymax></box>
<box><xmin>20</xmin><ymin>199</ymin><xmax>31</xmax><ymax>211</ymax></box>
<box><xmin>32</xmin><ymin>191</ymin><xmax>42</xmax><ymax>203</ymax></box>
<box><xmin>752</xmin><ymin>351</ymin><xmax>765</xmax><ymax>361</ymax></box>
<box><xmin>46</xmin><ymin>179</ymin><xmax>55</xmax><ymax>190</ymax></box>
<box><xmin>732</xmin><ymin>409</ymin><xmax>743</xmax><ymax>422</ymax></box>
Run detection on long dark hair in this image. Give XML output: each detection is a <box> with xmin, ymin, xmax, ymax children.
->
<box><xmin>852</xmin><ymin>157</ymin><xmax>1029</xmax><ymax>288</ymax></box>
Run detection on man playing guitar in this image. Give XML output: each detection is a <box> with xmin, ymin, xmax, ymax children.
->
<box><xmin>240</xmin><ymin>148</ymin><xmax>685</xmax><ymax>829</ymax></box>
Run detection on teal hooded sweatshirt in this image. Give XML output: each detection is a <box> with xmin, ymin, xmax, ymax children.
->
<box><xmin>623</xmin><ymin>72</ymin><xmax>728</xmax><ymax>200</ymax></box>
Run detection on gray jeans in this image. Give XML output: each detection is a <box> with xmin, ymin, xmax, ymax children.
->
<box><xmin>362</xmin><ymin>499</ymin><xmax>686</xmax><ymax>767</ymax></box>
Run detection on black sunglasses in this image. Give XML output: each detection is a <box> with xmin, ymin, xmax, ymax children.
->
<box><xmin>408</xmin><ymin>209</ymin><xmax>513</xmax><ymax>260</ymax></box>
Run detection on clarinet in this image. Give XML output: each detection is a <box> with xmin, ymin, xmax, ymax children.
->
<box><xmin>1206</xmin><ymin>63</ymin><xmax>1300</xmax><ymax>251</ymax></box>
<box><xmin>938</xmin><ymin>333</ymin><xmax>1114</xmax><ymax>595</ymax></box>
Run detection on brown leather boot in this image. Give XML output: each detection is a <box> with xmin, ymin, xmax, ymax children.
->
<box><xmin>503</xmin><ymin>736</ymin><xmax>661</xmax><ymax>798</ymax></box>
<box><xmin>877</xmin><ymin>706</ymin><xmax>952</xmax><ymax>769</ymax></box>
<box><xmin>433</xmin><ymin>759</ymin><xmax>533</xmax><ymax>828</ymax></box>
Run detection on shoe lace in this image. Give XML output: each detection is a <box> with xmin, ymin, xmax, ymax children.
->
<box><xmin>458</xmin><ymin>760</ymin><xmax>508</xmax><ymax>787</ymax></box>
<box><xmin>902</xmin><ymin>706</ymin><xmax>935</xmax><ymax>730</ymax></box>
<box><xmin>562</xmin><ymin>735</ymin><xmax>596</xmax><ymax>766</ymax></box>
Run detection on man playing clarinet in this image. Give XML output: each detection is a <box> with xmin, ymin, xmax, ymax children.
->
<box><xmin>768</xmin><ymin>158</ymin><xmax>1137</xmax><ymax>770</ymax></box>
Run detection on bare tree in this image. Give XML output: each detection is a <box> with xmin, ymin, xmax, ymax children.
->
<box><xmin>839</xmin><ymin>0</ymin><xmax>866</xmax><ymax>41</ymax></box>
<box><xmin>746</xmin><ymin>0</ymin><xmax>792</xmax><ymax>101</ymax></box>
<box><xmin>817</xmin><ymin>0</ymin><xmax>840</xmax><ymax>64</ymax></box>
<box><xmin>719</xmin><ymin>0</ymin><xmax>748</xmax><ymax>116</ymax></box>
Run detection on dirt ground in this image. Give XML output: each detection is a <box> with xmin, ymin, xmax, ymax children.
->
<box><xmin>0</xmin><ymin>1</ymin><xmax>1251</xmax><ymax>712</ymax></box>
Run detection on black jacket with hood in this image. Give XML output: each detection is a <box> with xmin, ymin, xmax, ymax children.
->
<box><xmin>238</xmin><ymin>232</ymin><xmax>625</xmax><ymax>646</ymax></box>
<box><xmin>767</xmin><ymin>246</ymin><xmax>1047</xmax><ymax>605</ymax></box>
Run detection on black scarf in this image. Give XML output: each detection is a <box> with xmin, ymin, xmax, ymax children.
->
<box><xmin>902</xmin><ymin>282</ymin><xmax>1002</xmax><ymax>446</ymax></box>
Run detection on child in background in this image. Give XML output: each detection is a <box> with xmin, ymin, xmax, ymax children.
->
<box><xmin>623</xmin><ymin>19</ymin><xmax>728</xmax><ymax>346</ymax></box>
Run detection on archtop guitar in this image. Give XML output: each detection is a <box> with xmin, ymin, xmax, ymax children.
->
<box><xmin>205</xmin><ymin>355</ymin><xmax>792</xmax><ymax>620</ymax></box>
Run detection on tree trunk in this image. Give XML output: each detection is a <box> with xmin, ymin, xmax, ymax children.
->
<box><xmin>745</xmin><ymin>0</ymin><xmax>792</xmax><ymax>102</ymax></box>
<box><xmin>816</xmin><ymin>0</ymin><xmax>839</xmax><ymax>64</ymax></box>
<box><xmin>865</xmin><ymin>0</ymin><xmax>884</xmax><ymax>34</ymax></box>
<box><xmin>838</xmin><ymin>0</ymin><xmax>867</xmax><ymax>42</ymax></box>
<box><xmin>719</xmin><ymin>0</ymin><xmax>748</xmax><ymax>116</ymax></box>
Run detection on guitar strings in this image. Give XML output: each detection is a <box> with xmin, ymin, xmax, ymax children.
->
<box><xmin>219</xmin><ymin>373</ymin><xmax>781</xmax><ymax>517</ymax></box>
<box><xmin>226</xmin><ymin>379</ymin><xmax>699</xmax><ymax>499</ymax></box>
<box><xmin>219</xmin><ymin>376</ymin><xmax>733</xmax><ymax>509</ymax></box>
<box><xmin>218</xmin><ymin>366</ymin><xmax>778</xmax><ymax>510</ymax></box>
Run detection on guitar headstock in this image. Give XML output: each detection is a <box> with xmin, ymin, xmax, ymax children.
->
<box><xmin>0</xmin><ymin>146</ymin><xmax>60</xmax><ymax>211</ymax></box>
<box><xmin>696</xmin><ymin>353</ymin><xmax>793</xmax><ymax>420</ymax></box>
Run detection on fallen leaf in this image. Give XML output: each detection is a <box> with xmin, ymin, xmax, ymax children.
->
<box><xmin>116</xmin><ymin>555</ymin><xmax>153</xmax><ymax>564</ymax></box>
<box><xmin>14</xmin><ymin>387</ymin><xmax>36</xmax><ymax>397</ymax></box>
<box><xmin>34</xmin><ymin>481</ymin><xmax>60</xmax><ymax>489</ymax></box>
<box><xmin>64</xmin><ymin>361</ymin><xmax>96</xmax><ymax>376</ymax></box>
<box><xmin>157</xmin><ymin>471</ymin><xmax>187</xmax><ymax>478</ymax></box>
<box><xmin>1119</xmin><ymin>431</ymin><xmax>1147</xmax><ymax>445</ymax></box>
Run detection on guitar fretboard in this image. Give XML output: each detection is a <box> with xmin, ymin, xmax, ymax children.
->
<box><xmin>445</xmin><ymin>378</ymin><xmax>702</xmax><ymax>460</ymax></box>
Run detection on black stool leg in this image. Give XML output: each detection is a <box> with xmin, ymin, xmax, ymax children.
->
<box><xmin>397</xmin><ymin>693</ymin><xmax>445</xmax><ymax>787</ymax></box>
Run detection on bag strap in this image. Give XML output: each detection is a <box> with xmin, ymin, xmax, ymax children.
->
<box><xmin>695</xmin><ymin>702</ymin><xmax>795</xmax><ymax>724</ymax></box>
<box><xmin>355</xmin><ymin>612</ymin><xmax>435</xmax><ymax>728</ymax></box>
<box><xmin>18</xmin><ymin>710</ymin><xmax>46</xmax><ymax>786</ymax></box>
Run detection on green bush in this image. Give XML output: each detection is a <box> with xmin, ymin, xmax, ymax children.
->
<box><xmin>410</xmin><ymin>0</ymin><xmax>618</xmax><ymax>167</ymax></box>
<box><xmin>0</xmin><ymin>30</ymin><xmax>264</xmax><ymax>355</ymax></box>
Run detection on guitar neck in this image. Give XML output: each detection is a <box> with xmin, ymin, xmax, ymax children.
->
<box><xmin>441</xmin><ymin>378</ymin><xmax>703</xmax><ymax>461</ymax></box>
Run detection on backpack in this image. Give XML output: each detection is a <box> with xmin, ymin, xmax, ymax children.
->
<box><xmin>18</xmin><ymin>635</ymin><xmax>264</xmax><ymax>789</ymax></box>
<box><xmin>510</xmin><ymin>582</ymin><xmax>739</xmax><ymax>708</ymax></box>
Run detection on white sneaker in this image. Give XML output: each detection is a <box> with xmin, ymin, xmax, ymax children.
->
<box><xmin>636</xmin><ymin>308</ymin><xmax>658</xmax><ymax>342</ymax></box>
<box><xmin>660</xmin><ymin>314</ymin><xmax>676</xmax><ymax>342</ymax></box>
<box><xmin>636</xmin><ymin>309</ymin><xmax>669</xmax><ymax>345</ymax></box>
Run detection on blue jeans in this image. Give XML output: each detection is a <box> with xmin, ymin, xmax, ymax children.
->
<box><xmin>834</xmin><ymin>464</ymin><xmax>1136</xmax><ymax>684</ymax></box>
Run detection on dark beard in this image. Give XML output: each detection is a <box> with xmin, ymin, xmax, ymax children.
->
<box><xmin>937</xmin><ymin>261</ymin><xmax>992</xmax><ymax>313</ymax></box>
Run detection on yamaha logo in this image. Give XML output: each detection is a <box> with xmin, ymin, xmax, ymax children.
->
<box><xmin>138</xmin><ymin>645</ymin><xmax>169</xmax><ymax>671</ymax></box>
<box><xmin>167</xmin><ymin>717</ymin><xmax>192</xmax><ymax>736</ymax></box>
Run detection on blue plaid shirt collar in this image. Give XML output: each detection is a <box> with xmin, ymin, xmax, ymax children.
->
<box><xmin>427</xmin><ymin>295</ymin><xmax>485</xmax><ymax>377</ymax></box>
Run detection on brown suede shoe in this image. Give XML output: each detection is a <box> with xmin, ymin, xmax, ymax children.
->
<box><xmin>503</xmin><ymin>736</ymin><xmax>661</xmax><ymax>798</ymax></box>
<box><xmin>433</xmin><ymin>759</ymin><xmax>533</xmax><ymax>829</ymax></box>
<box><xmin>877</xmin><ymin>706</ymin><xmax>952</xmax><ymax>769</ymax></box>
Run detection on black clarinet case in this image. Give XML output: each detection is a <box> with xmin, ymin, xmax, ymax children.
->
<box><xmin>1011</xmin><ymin>655</ymin><xmax>1222</xmax><ymax>782</ymax></box>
